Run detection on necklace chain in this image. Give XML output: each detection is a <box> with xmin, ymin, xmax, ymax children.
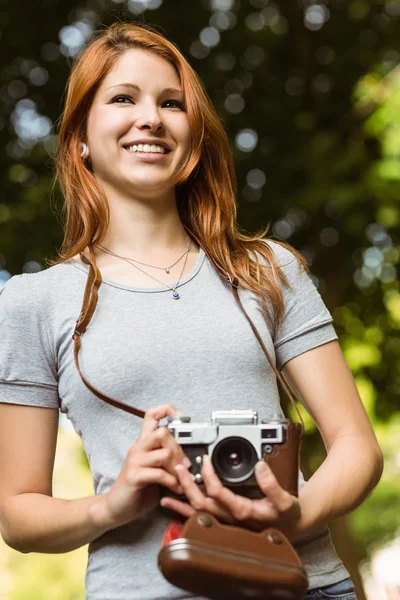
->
<box><xmin>94</xmin><ymin>237</ymin><xmax>192</xmax><ymax>300</ymax></box>
<box><xmin>96</xmin><ymin>241</ymin><xmax>190</xmax><ymax>274</ymax></box>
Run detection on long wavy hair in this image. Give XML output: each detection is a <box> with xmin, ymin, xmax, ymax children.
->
<box><xmin>51</xmin><ymin>21</ymin><xmax>308</xmax><ymax>334</ymax></box>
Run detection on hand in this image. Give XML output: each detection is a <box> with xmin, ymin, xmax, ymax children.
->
<box><xmin>160</xmin><ymin>455</ymin><xmax>303</xmax><ymax>540</ymax></box>
<box><xmin>97</xmin><ymin>404</ymin><xmax>191</xmax><ymax>530</ymax></box>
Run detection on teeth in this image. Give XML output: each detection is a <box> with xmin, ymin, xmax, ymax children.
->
<box><xmin>126</xmin><ymin>144</ymin><xmax>166</xmax><ymax>154</ymax></box>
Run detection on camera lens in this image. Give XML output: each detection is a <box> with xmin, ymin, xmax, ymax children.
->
<box><xmin>227</xmin><ymin>451</ymin><xmax>241</xmax><ymax>466</ymax></box>
<box><xmin>212</xmin><ymin>437</ymin><xmax>258</xmax><ymax>484</ymax></box>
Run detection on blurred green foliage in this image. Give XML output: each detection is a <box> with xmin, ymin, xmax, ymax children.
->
<box><xmin>1</xmin><ymin>0</ymin><xmax>400</xmax><ymax>597</ymax></box>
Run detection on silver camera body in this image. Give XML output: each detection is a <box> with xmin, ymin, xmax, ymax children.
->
<box><xmin>166</xmin><ymin>410</ymin><xmax>289</xmax><ymax>499</ymax></box>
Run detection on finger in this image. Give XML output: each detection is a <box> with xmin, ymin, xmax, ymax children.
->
<box><xmin>254</xmin><ymin>461</ymin><xmax>294</xmax><ymax>513</ymax></box>
<box><xmin>139</xmin><ymin>404</ymin><xmax>179</xmax><ymax>439</ymax></box>
<box><xmin>174</xmin><ymin>464</ymin><xmax>207</xmax><ymax>511</ymax></box>
<box><xmin>133</xmin><ymin>467</ymin><xmax>183</xmax><ymax>495</ymax></box>
<box><xmin>159</xmin><ymin>496</ymin><xmax>195</xmax><ymax>519</ymax></box>
<box><xmin>140</xmin><ymin>447</ymin><xmax>178</xmax><ymax>469</ymax></box>
<box><xmin>141</xmin><ymin>428</ymin><xmax>191</xmax><ymax>472</ymax></box>
<box><xmin>175</xmin><ymin>464</ymin><xmax>234</xmax><ymax>522</ymax></box>
<box><xmin>140</xmin><ymin>426</ymin><xmax>171</xmax><ymax>451</ymax></box>
<box><xmin>162</xmin><ymin>488</ymin><xmax>233</xmax><ymax>524</ymax></box>
<box><xmin>202</xmin><ymin>456</ymin><xmax>282</xmax><ymax>525</ymax></box>
<box><xmin>201</xmin><ymin>455</ymin><xmax>254</xmax><ymax>522</ymax></box>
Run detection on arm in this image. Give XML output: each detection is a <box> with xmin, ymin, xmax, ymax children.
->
<box><xmin>0</xmin><ymin>402</ymin><xmax>187</xmax><ymax>554</ymax></box>
<box><xmin>281</xmin><ymin>339</ymin><xmax>384</xmax><ymax>536</ymax></box>
<box><xmin>0</xmin><ymin>403</ymin><xmax>113</xmax><ymax>554</ymax></box>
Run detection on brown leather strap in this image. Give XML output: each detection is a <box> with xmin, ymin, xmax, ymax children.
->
<box><xmin>73</xmin><ymin>247</ymin><xmax>146</xmax><ymax>418</ymax></box>
<box><xmin>72</xmin><ymin>241</ymin><xmax>304</xmax><ymax>430</ymax></box>
<box><xmin>230</xmin><ymin>285</ymin><xmax>304</xmax><ymax>426</ymax></box>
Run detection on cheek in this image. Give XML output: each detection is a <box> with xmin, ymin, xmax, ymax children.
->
<box><xmin>87</xmin><ymin>109</ymin><xmax>131</xmax><ymax>147</ymax></box>
<box><xmin>176</xmin><ymin>122</ymin><xmax>192</xmax><ymax>152</ymax></box>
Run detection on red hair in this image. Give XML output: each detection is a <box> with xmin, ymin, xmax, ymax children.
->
<box><xmin>51</xmin><ymin>21</ymin><xmax>308</xmax><ymax>334</ymax></box>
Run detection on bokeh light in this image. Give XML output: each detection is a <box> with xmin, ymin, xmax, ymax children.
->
<box><xmin>10</xmin><ymin>99</ymin><xmax>52</xmax><ymax>145</ymax></box>
<box><xmin>59</xmin><ymin>20</ymin><xmax>93</xmax><ymax>57</ymax></box>
<box><xmin>224</xmin><ymin>93</ymin><xmax>245</xmax><ymax>114</ymax></box>
<box><xmin>304</xmin><ymin>4</ymin><xmax>330</xmax><ymax>31</ymax></box>
<box><xmin>235</xmin><ymin>128</ymin><xmax>258</xmax><ymax>152</ymax></box>
<box><xmin>199</xmin><ymin>26</ymin><xmax>220</xmax><ymax>48</ymax></box>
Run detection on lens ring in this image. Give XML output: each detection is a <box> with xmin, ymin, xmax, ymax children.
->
<box><xmin>212</xmin><ymin>437</ymin><xmax>258</xmax><ymax>484</ymax></box>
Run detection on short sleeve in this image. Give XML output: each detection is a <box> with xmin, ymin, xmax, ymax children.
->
<box><xmin>0</xmin><ymin>275</ymin><xmax>59</xmax><ymax>408</ymax></box>
<box><xmin>266</xmin><ymin>242</ymin><xmax>338</xmax><ymax>370</ymax></box>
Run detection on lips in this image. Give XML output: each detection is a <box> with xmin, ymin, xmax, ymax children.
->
<box><xmin>122</xmin><ymin>147</ymin><xmax>170</xmax><ymax>162</ymax></box>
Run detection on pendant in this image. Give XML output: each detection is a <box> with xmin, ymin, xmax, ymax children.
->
<box><xmin>172</xmin><ymin>290</ymin><xmax>180</xmax><ymax>300</ymax></box>
<box><xmin>165</xmin><ymin>268</ymin><xmax>170</xmax><ymax>274</ymax></box>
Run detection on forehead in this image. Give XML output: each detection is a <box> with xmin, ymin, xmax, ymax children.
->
<box><xmin>98</xmin><ymin>48</ymin><xmax>181</xmax><ymax>92</ymax></box>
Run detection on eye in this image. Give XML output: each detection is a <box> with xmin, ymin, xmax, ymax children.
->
<box><xmin>163</xmin><ymin>99</ymin><xmax>185</xmax><ymax>110</ymax></box>
<box><xmin>111</xmin><ymin>95</ymin><xmax>134</xmax><ymax>104</ymax></box>
<box><xmin>110</xmin><ymin>95</ymin><xmax>185</xmax><ymax>110</ymax></box>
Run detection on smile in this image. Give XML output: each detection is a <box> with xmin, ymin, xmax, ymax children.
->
<box><xmin>124</xmin><ymin>143</ymin><xmax>170</xmax><ymax>154</ymax></box>
<box><xmin>123</xmin><ymin>146</ymin><xmax>170</xmax><ymax>162</ymax></box>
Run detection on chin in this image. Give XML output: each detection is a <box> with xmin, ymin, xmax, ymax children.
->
<box><xmin>124</xmin><ymin>179</ymin><xmax>173</xmax><ymax>195</ymax></box>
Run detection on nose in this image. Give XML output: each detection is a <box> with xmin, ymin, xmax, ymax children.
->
<box><xmin>134</xmin><ymin>100</ymin><xmax>164</xmax><ymax>132</ymax></box>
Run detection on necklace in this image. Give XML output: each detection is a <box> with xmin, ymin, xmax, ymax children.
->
<box><xmin>96</xmin><ymin>239</ymin><xmax>190</xmax><ymax>274</ymax></box>
<box><xmin>95</xmin><ymin>238</ymin><xmax>192</xmax><ymax>300</ymax></box>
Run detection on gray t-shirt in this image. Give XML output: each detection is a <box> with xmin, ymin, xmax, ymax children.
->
<box><xmin>0</xmin><ymin>240</ymin><xmax>349</xmax><ymax>599</ymax></box>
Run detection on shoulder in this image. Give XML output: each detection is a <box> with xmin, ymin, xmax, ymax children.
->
<box><xmin>251</xmin><ymin>239</ymin><xmax>315</xmax><ymax>304</ymax></box>
<box><xmin>259</xmin><ymin>239</ymin><xmax>298</xmax><ymax>268</ymax></box>
<box><xmin>253</xmin><ymin>239</ymin><xmax>306</xmax><ymax>280</ymax></box>
<box><xmin>0</xmin><ymin>261</ymin><xmax>80</xmax><ymax>311</ymax></box>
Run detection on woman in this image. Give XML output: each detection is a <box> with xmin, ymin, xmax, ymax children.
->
<box><xmin>0</xmin><ymin>21</ymin><xmax>383</xmax><ymax>600</ymax></box>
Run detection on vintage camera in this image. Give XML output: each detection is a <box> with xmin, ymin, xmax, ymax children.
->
<box><xmin>165</xmin><ymin>410</ymin><xmax>297</xmax><ymax>500</ymax></box>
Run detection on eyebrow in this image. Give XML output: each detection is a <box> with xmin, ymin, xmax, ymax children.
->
<box><xmin>105</xmin><ymin>83</ymin><xmax>183</xmax><ymax>95</ymax></box>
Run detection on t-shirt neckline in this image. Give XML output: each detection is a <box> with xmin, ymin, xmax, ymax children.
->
<box><xmin>68</xmin><ymin>247</ymin><xmax>206</xmax><ymax>293</ymax></box>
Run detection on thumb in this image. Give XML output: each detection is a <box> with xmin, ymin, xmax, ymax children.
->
<box><xmin>255</xmin><ymin>460</ymin><xmax>276</xmax><ymax>488</ymax></box>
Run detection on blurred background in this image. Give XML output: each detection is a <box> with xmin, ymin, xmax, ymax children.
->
<box><xmin>0</xmin><ymin>0</ymin><xmax>400</xmax><ymax>598</ymax></box>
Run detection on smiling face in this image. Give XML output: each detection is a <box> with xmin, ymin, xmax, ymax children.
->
<box><xmin>85</xmin><ymin>49</ymin><xmax>191</xmax><ymax>198</ymax></box>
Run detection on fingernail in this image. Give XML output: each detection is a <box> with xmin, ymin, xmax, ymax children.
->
<box><xmin>183</xmin><ymin>456</ymin><xmax>192</xmax><ymax>469</ymax></box>
<box><xmin>256</xmin><ymin>461</ymin><xmax>268</xmax><ymax>473</ymax></box>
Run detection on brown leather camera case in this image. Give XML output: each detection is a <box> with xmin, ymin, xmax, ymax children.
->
<box><xmin>158</xmin><ymin>512</ymin><xmax>308</xmax><ymax>600</ymax></box>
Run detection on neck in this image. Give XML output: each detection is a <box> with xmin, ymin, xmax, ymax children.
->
<box><xmin>94</xmin><ymin>198</ymin><xmax>194</xmax><ymax>261</ymax></box>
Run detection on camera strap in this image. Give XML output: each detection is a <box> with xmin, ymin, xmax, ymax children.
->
<box><xmin>72</xmin><ymin>238</ymin><xmax>304</xmax><ymax>430</ymax></box>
